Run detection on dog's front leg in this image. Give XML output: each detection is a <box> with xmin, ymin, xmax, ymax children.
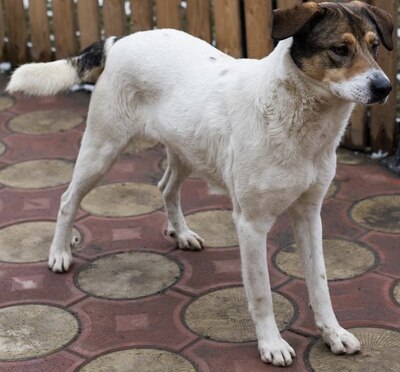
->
<box><xmin>234</xmin><ymin>212</ymin><xmax>295</xmax><ymax>367</ymax></box>
<box><xmin>289</xmin><ymin>192</ymin><xmax>361</xmax><ymax>355</ymax></box>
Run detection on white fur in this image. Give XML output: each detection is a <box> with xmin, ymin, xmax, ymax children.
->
<box><xmin>330</xmin><ymin>68</ymin><xmax>390</xmax><ymax>104</ymax></box>
<box><xmin>6</xmin><ymin>60</ymin><xmax>79</xmax><ymax>96</ymax></box>
<box><xmin>11</xmin><ymin>29</ymin><xmax>374</xmax><ymax>366</ymax></box>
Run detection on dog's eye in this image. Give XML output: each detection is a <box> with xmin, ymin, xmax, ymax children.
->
<box><xmin>330</xmin><ymin>45</ymin><xmax>349</xmax><ymax>57</ymax></box>
<box><xmin>371</xmin><ymin>42</ymin><xmax>379</xmax><ymax>55</ymax></box>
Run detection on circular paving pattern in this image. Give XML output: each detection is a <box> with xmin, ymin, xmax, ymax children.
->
<box><xmin>0</xmin><ymin>304</ymin><xmax>78</xmax><ymax>360</ymax></box>
<box><xmin>275</xmin><ymin>239</ymin><xmax>375</xmax><ymax>280</ymax></box>
<box><xmin>77</xmin><ymin>252</ymin><xmax>181</xmax><ymax>299</ymax></box>
<box><xmin>0</xmin><ymin>221</ymin><xmax>81</xmax><ymax>263</ymax></box>
<box><xmin>308</xmin><ymin>327</ymin><xmax>400</xmax><ymax>372</ymax></box>
<box><xmin>81</xmin><ymin>348</ymin><xmax>195</xmax><ymax>372</ymax></box>
<box><xmin>185</xmin><ymin>287</ymin><xmax>294</xmax><ymax>342</ymax></box>
<box><xmin>8</xmin><ymin>110</ymin><xmax>82</xmax><ymax>134</ymax></box>
<box><xmin>81</xmin><ymin>182</ymin><xmax>163</xmax><ymax>217</ymax></box>
<box><xmin>186</xmin><ymin>210</ymin><xmax>237</xmax><ymax>248</ymax></box>
<box><xmin>122</xmin><ymin>137</ymin><xmax>158</xmax><ymax>155</ymax></box>
<box><xmin>0</xmin><ymin>96</ymin><xmax>14</xmax><ymax>111</ymax></box>
<box><xmin>0</xmin><ymin>159</ymin><xmax>73</xmax><ymax>189</ymax></box>
<box><xmin>351</xmin><ymin>195</ymin><xmax>400</xmax><ymax>233</ymax></box>
<box><xmin>337</xmin><ymin>149</ymin><xmax>366</xmax><ymax>165</ymax></box>
<box><xmin>325</xmin><ymin>182</ymin><xmax>337</xmax><ymax>199</ymax></box>
<box><xmin>394</xmin><ymin>282</ymin><xmax>400</xmax><ymax>306</ymax></box>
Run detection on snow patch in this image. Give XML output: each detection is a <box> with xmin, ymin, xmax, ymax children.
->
<box><xmin>370</xmin><ymin>150</ymin><xmax>388</xmax><ymax>159</ymax></box>
<box><xmin>70</xmin><ymin>84</ymin><xmax>95</xmax><ymax>93</ymax></box>
<box><xmin>0</xmin><ymin>62</ymin><xmax>11</xmax><ymax>73</ymax></box>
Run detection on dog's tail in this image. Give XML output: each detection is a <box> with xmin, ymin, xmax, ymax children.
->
<box><xmin>7</xmin><ymin>36</ymin><xmax>120</xmax><ymax>96</ymax></box>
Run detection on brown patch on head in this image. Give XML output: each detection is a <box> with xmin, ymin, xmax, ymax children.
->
<box><xmin>341</xmin><ymin>33</ymin><xmax>356</xmax><ymax>46</ymax></box>
<box><xmin>289</xmin><ymin>2</ymin><xmax>387</xmax><ymax>84</ymax></box>
<box><xmin>364</xmin><ymin>31</ymin><xmax>379</xmax><ymax>46</ymax></box>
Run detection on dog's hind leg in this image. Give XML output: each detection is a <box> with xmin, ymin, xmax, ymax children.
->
<box><xmin>159</xmin><ymin>148</ymin><xmax>204</xmax><ymax>250</ymax></box>
<box><xmin>48</xmin><ymin>93</ymin><xmax>129</xmax><ymax>272</ymax></box>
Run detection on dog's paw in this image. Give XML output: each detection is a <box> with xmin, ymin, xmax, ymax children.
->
<box><xmin>48</xmin><ymin>250</ymin><xmax>72</xmax><ymax>273</ymax></box>
<box><xmin>258</xmin><ymin>338</ymin><xmax>296</xmax><ymax>367</ymax></box>
<box><xmin>323</xmin><ymin>327</ymin><xmax>361</xmax><ymax>355</ymax></box>
<box><xmin>167</xmin><ymin>228</ymin><xmax>204</xmax><ymax>250</ymax></box>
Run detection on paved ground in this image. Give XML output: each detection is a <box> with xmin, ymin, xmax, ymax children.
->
<box><xmin>0</xmin><ymin>74</ymin><xmax>399</xmax><ymax>371</ymax></box>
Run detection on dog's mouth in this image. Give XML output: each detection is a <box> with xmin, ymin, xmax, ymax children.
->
<box><xmin>367</xmin><ymin>95</ymin><xmax>389</xmax><ymax>105</ymax></box>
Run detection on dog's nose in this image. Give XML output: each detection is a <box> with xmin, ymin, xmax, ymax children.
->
<box><xmin>370</xmin><ymin>75</ymin><xmax>392</xmax><ymax>101</ymax></box>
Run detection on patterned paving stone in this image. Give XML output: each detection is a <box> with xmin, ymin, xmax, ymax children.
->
<box><xmin>394</xmin><ymin>282</ymin><xmax>400</xmax><ymax>306</ymax></box>
<box><xmin>0</xmin><ymin>304</ymin><xmax>78</xmax><ymax>361</ymax></box>
<box><xmin>336</xmin><ymin>149</ymin><xmax>367</xmax><ymax>165</ymax></box>
<box><xmin>0</xmin><ymin>96</ymin><xmax>13</xmax><ymax>111</ymax></box>
<box><xmin>325</xmin><ymin>182</ymin><xmax>337</xmax><ymax>199</ymax></box>
<box><xmin>275</xmin><ymin>239</ymin><xmax>376</xmax><ymax>280</ymax></box>
<box><xmin>122</xmin><ymin>137</ymin><xmax>158</xmax><ymax>155</ymax></box>
<box><xmin>76</xmin><ymin>251</ymin><xmax>181</xmax><ymax>299</ymax></box>
<box><xmin>351</xmin><ymin>195</ymin><xmax>400</xmax><ymax>233</ymax></box>
<box><xmin>0</xmin><ymin>221</ymin><xmax>81</xmax><ymax>263</ymax></box>
<box><xmin>184</xmin><ymin>287</ymin><xmax>294</xmax><ymax>342</ymax></box>
<box><xmin>81</xmin><ymin>349</ymin><xmax>195</xmax><ymax>372</ymax></box>
<box><xmin>308</xmin><ymin>327</ymin><xmax>400</xmax><ymax>372</ymax></box>
<box><xmin>8</xmin><ymin>110</ymin><xmax>82</xmax><ymax>134</ymax></box>
<box><xmin>0</xmin><ymin>141</ymin><xmax>5</xmax><ymax>157</ymax></box>
<box><xmin>81</xmin><ymin>182</ymin><xmax>163</xmax><ymax>217</ymax></box>
<box><xmin>0</xmin><ymin>159</ymin><xmax>73</xmax><ymax>189</ymax></box>
<box><xmin>186</xmin><ymin>210</ymin><xmax>237</xmax><ymax>248</ymax></box>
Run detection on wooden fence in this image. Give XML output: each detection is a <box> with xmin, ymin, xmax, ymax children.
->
<box><xmin>0</xmin><ymin>0</ymin><xmax>397</xmax><ymax>152</ymax></box>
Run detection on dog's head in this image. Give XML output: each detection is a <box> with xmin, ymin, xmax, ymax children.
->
<box><xmin>272</xmin><ymin>1</ymin><xmax>394</xmax><ymax>104</ymax></box>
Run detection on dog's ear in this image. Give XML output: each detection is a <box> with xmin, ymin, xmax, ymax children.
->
<box><xmin>364</xmin><ymin>4</ymin><xmax>394</xmax><ymax>51</ymax></box>
<box><xmin>272</xmin><ymin>2</ymin><xmax>324</xmax><ymax>41</ymax></box>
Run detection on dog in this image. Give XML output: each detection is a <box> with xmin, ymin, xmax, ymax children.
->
<box><xmin>7</xmin><ymin>1</ymin><xmax>393</xmax><ymax>367</ymax></box>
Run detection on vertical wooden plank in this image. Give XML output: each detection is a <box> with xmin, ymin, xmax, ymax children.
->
<box><xmin>130</xmin><ymin>0</ymin><xmax>153</xmax><ymax>33</ymax></box>
<box><xmin>369</xmin><ymin>0</ymin><xmax>397</xmax><ymax>152</ymax></box>
<box><xmin>244</xmin><ymin>0</ymin><xmax>273</xmax><ymax>59</ymax></box>
<box><xmin>52</xmin><ymin>0</ymin><xmax>77</xmax><ymax>59</ymax></box>
<box><xmin>156</xmin><ymin>0</ymin><xmax>181</xmax><ymax>30</ymax></box>
<box><xmin>214</xmin><ymin>0</ymin><xmax>243</xmax><ymax>57</ymax></box>
<box><xmin>187</xmin><ymin>0</ymin><xmax>211</xmax><ymax>42</ymax></box>
<box><xmin>3</xmin><ymin>0</ymin><xmax>28</xmax><ymax>64</ymax></box>
<box><xmin>342</xmin><ymin>105</ymin><xmax>368</xmax><ymax>150</ymax></box>
<box><xmin>0</xmin><ymin>0</ymin><xmax>5</xmax><ymax>61</ymax></box>
<box><xmin>77</xmin><ymin>0</ymin><xmax>100</xmax><ymax>50</ymax></box>
<box><xmin>103</xmin><ymin>0</ymin><xmax>126</xmax><ymax>37</ymax></box>
<box><xmin>277</xmin><ymin>0</ymin><xmax>301</xmax><ymax>9</ymax></box>
<box><xmin>29</xmin><ymin>0</ymin><xmax>52</xmax><ymax>61</ymax></box>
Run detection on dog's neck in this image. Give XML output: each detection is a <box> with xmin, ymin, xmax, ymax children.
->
<box><xmin>254</xmin><ymin>38</ymin><xmax>354</xmax><ymax>157</ymax></box>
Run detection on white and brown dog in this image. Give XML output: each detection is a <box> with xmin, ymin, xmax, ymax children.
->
<box><xmin>7</xmin><ymin>1</ymin><xmax>393</xmax><ymax>367</ymax></box>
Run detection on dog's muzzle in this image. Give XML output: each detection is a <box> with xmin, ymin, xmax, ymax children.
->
<box><xmin>369</xmin><ymin>72</ymin><xmax>392</xmax><ymax>104</ymax></box>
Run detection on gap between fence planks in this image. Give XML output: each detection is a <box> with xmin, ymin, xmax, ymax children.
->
<box><xmin>77</xmin><ymin>0</ymin><xmax>100</xmax><ymax>50</ymax></box>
